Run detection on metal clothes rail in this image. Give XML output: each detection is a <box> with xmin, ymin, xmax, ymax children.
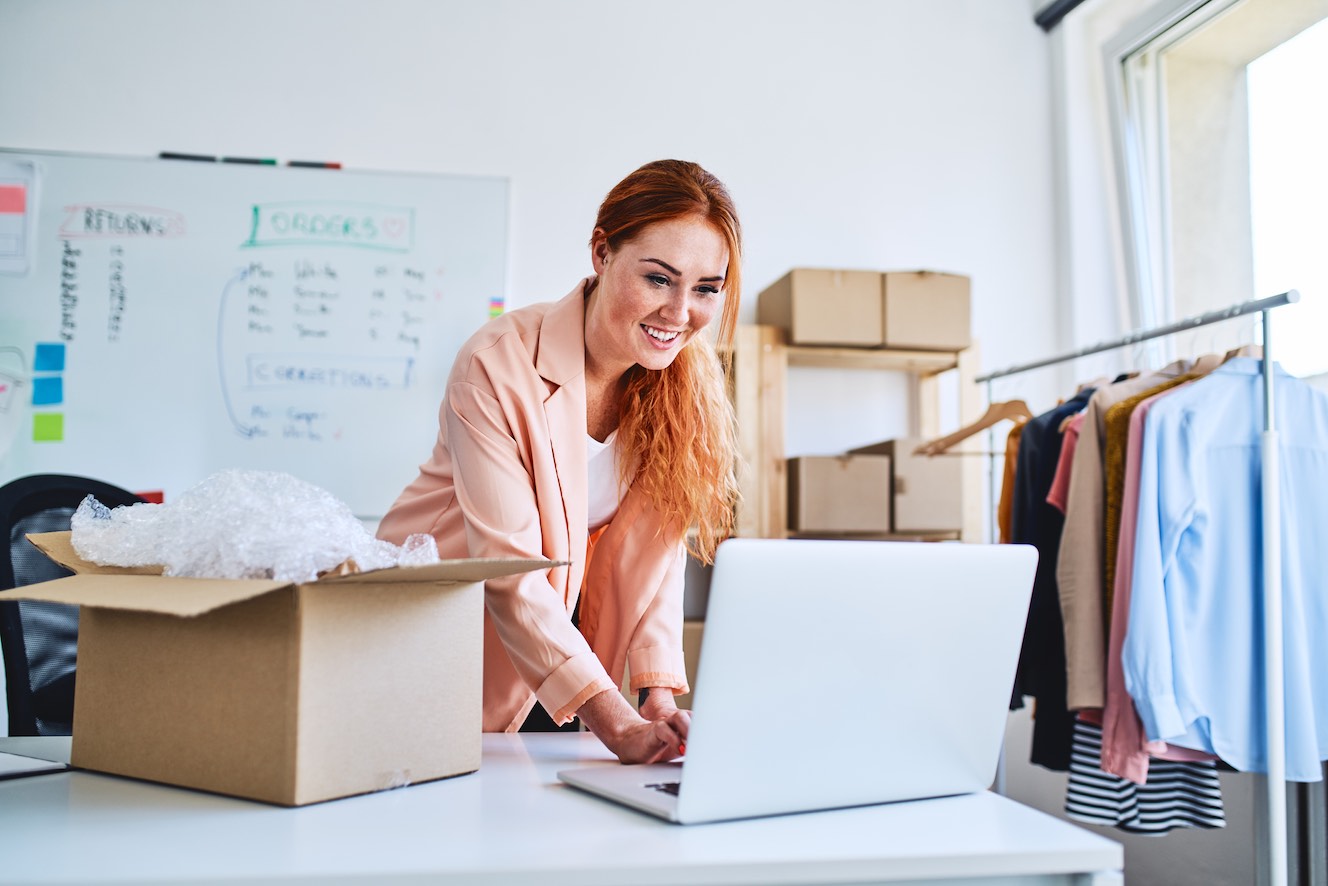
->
<box><xmin>975</xmin><ymin>290</ymin><xmax>1298</xmax><ymax>383</ymax></box>
<box><xmin>977</xmin><ymin>290</ymin><xmax>1300</xmax><ymax>886</ymax></box>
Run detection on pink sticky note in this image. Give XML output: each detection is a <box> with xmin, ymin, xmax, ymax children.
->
<box><xmin>0</xmin><ymin>185</ymin><xmax>26</xmax><ymax>214</ymax></box>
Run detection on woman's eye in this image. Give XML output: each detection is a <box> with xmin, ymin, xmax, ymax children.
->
<box><xmin>646</xmin><ymin>274</ymin><xmax>670</xmax><ymax>286</ymax></box>
<box><xmin>697</xmin><ymin>286</ymin><xmax>720</xmax><ymax>296</ymax></box>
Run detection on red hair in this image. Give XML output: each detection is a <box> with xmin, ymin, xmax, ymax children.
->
<box><xmin>591</xmin><ymin>160</ymin><xmax>742</xmax><ymax>563</ymax></box>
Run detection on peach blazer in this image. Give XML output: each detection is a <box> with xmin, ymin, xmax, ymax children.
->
<box><xmin>377</xmin><ymin>278</ymin><xmax>690</xmax><ymax>732</ymax></box>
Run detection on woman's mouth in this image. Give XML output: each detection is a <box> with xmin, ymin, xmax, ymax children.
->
<box><xmin>642</xmin><ymin>324</ymin><xmax>681</xmax><ymax>344</ymax></box>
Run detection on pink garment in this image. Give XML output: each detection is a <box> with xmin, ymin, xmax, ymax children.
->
<box><xmin>1046</xmin><ymin>412</ymin><xmax>1085</xmax><ymax>514</ymax></box>
<box><xmin>1100</xmin><ymin>384</ymin><xmax>1217</xmax><ymax>783</ymax></box>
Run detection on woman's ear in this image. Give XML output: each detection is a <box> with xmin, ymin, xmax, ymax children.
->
<box><xmin>590</xmin><ymin>229</ymin><xmax>611</xmax><ymax>273</ymax></box>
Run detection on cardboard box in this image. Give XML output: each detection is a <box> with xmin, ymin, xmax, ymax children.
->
<box><xmin>787</xmin><ymin>454</ymin><xmax>892</xmax><ymax>534</ymax></box>
<box><xmin>7</xmin><ymin>531</ymin><xmax>552</xmax><ymax>806</ymax></box>
<box><xmin>881</xmin><ymin>271</ymin><xmax>971</xmax><ymax>351</ymax></box>
<box><xmin>756</xmin><ymin>268</ymin><xmax>883</xmax><ymax>347</ymax></box>
<box><xmin>850</xmin><ymin>438</ymin><xmax>963</xmax><ymax>532</ymax></box>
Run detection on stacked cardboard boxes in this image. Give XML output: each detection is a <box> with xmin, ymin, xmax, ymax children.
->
<box><xmin>757</xmin><ymin>268</ymin><xmax>971</xmax><ymax>351</ymax></box>
<box><xmin>786</xmin><ymin>440</ymin><xmax>962</xmax><ymax>536</ymax></box>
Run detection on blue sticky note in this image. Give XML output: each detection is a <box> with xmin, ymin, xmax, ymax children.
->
<box><xmin>32</xmin><ymin>376</ymin><xmax>63</xmax><ymax>406</ymax></box>
<box><xmin>34</xmin><ymin>343</ymin><xmax>65</xmax><ymax>372</ymax></box>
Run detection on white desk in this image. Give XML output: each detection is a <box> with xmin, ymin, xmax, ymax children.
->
<box><xmin>0</xmin><ymin>733</ymin><xmax>1121</xmax><ymax>885</ymax></box>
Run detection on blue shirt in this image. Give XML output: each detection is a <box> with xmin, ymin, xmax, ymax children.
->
<box><xmin>1124</xmin><ymin>358</ymin><xmax>1328</xmax><ymax>781</ymax></box>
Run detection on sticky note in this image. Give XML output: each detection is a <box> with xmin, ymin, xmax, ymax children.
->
<box><xmin>31</xmin><ymin>376</ymin><xmax>63</xmax><ymax>406</ymax></box>
<box><xmin>34</xmin><ymin>342</ymin><xmax>65</xmax><ymax>372</ymax></box>
<box><xmin>33</xmin><ymin>413</ymin><xmax>63</xmax><ymax>442</ymax></box>
<box><xmin>0</xmin><ymin>184</ymin><xmax>25</xmax><ymax>214</ymax></box>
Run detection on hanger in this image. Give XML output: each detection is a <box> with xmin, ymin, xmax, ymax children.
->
<box><xmin>1075</xmin><ymin>374</ymin><xmax>1113</xmax><ymax>394</ymax></box>
<box><xmin>913</xmin><ymin>400</ymin><xmax>1034</xmax><ymax>457</ymax></box>
<box><xmin>1222</xmin><ymin>343</ymin><xmax>1263</xmax><ymax>362</ymax></box>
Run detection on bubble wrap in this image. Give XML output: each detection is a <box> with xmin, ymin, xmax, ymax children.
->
<box><xmin>69</xmin><ymin>469</ymin><xmax>439</xmax><ymax>582</ymax></box>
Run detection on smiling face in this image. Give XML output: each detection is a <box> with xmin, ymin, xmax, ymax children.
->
<box><xmin>584</xmin><ymin>215</ymin><xmax>729</xmax><ymax>382</ymax></box>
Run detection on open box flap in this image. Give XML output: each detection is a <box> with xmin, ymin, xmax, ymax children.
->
<box><xmin>12</xmin><ymin>532</ymin><xmax>563</xmax><ymax>616</ymax></box>
<box><xmin>0</xmin><ymin>573</ymin><xmax>292</xmax><ymax>617</ymax></box>
<box><xmin>25</xmin><ymin>531</ymin><xmax>162</xmax><ymax>576</ymax></box>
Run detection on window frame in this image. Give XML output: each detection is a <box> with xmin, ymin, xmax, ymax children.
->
<box><xmin>1102</xmin><ymin>0</ymin><xmax>1244</xmax><ymax>353</ymax></box>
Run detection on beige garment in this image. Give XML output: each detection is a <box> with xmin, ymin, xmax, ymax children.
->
<box><xmin>1056</xmin><ymin>361</ymin><xmax>1192</xmax><ymax>711</ymax></box>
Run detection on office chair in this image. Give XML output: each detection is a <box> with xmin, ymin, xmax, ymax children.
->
<box><xmin>0</xmin><ymin>474</ymin><xmax>145</xmax><ymax>736</ymax></box>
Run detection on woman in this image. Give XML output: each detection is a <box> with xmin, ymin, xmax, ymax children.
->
<box><xmin>377</xmin><ymin>159</ymin><xmax>742</xmax><ymax>764</ymax></box>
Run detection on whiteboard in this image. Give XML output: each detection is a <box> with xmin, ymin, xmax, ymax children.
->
<box><xmin>0</xmin><ymin>150</ymin><xmax>507</xmax><ymax>517</ymax></box>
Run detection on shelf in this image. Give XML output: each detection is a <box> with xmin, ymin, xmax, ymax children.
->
<box><xmin>730</xmin><ymin>324</ymin><xmax>984</xmax><ymax>543</ymax></box>
<box><xmin>784</xmin><ymin>345</ymin><xmax>959</xmax><ymax>375</ymax></box>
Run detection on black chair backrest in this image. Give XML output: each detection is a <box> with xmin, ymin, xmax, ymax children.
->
<box><xmin>0</xmin><ymin>474</ymin><xmax>145</xmax><ymax>736</ymax></box>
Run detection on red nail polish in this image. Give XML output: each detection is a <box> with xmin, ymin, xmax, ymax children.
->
<box><xmin>679</xmin><ymin>743</ymin><xmax>686</xmax><ymax>755</ymax></box>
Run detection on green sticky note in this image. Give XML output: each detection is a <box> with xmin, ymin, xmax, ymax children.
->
<box><xmin>33</xmin><ymin>413</ymin><xmax>64</xmax><ymax>442</ymax></box>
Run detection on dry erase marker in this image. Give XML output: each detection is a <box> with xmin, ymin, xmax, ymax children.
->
<box><xmin>288</xmin><ymin>160</ymin><xmax>343</xmax><ymax>169</ymax></box>
<box><xmin>221</xmin><ymin>157</ymin><xmax>277</xmax><ymax>165</ymax></box>
<box><xmin>159</xmin><ymin>151</ymin><xmax>217</xmax><ymax>162</ymax></box>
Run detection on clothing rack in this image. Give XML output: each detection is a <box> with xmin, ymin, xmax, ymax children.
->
<box><xmin>976</xmin><ymin>290</ymin><xmax>1300</xmax><ymax>886</ymax></box>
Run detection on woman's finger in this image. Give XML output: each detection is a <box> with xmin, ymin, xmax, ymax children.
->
<box><xmin>655</xmin><ymin>718</ymin><xmax>687</xmax><ymax>761</ymax></box>
<box><xmin>668</xmin><ymin>709</ymin><xmax>691</xmax><ymax>740</ymax></box>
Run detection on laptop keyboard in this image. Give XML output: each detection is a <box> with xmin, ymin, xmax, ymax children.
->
<box><xmin>645</xmin><ymin>781</ymin><xmax>681</xmax><ymax>796</ymax></box>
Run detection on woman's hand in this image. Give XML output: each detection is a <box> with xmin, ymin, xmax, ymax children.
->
<box><xmin>577</xmin><ymin>688</ymin><xmax>690</xmax><ymax>764</ymax></box>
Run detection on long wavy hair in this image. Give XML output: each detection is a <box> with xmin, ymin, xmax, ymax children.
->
<box><xmin>591</xmin><ymin>160</ymin><xmax>742</xmax><ymax>564</ymax></box>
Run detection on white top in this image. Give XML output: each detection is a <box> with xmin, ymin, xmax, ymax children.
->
<box><xmin>0</xmin><ymin>733</ymin><xmax>1123</xmax><ymax>885</ymax></box>
<box><xmin>586</xmin><ymin>431</ymin><xmax>628</xmax><ymax>530</ymax></box>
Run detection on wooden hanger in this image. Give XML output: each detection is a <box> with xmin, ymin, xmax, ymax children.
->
<box><xmin>1190</xmin><ymin>353</ymin><xmax>1225</xmax><ymax>374</ymax></box>
<box><xmin>913</xmin><ymin>400</ymin><xmax>1034</xmax><ymax>457</ymax></box>
<box><xmin>1222</xmin><ymin>343</ymin><xmax>1263</xmax><ymax>362</ymax></box>
<box><xmin>1075</xmin><ymin>375</ymin><xmax>1113</xmax><ymax>394</ymax></box>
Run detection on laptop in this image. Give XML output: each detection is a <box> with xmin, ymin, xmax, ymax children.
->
<box><xmin>558</xmin><ymin>537</ymin><xmax>1037</xmax><ymax>824</ymax></box>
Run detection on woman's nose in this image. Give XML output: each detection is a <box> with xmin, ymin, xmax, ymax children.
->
<box><xmin>659</xmin><ymin>292</ymin><xmax>690</xmax><ymax>326</ymax></box>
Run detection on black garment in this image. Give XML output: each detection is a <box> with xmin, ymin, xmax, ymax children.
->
<box><xmin>519</xmin><ymin>702</ymin><xmax>580</xmax><ymax>733</ymax></box>
<box><xmin>518</xmin><ymin>598</ymin><xmax>584</xmax><ymax>733</ymax></box>
<box><xmin>1010</xmin><ymin>387</ymin><xmax>1096</xmax><ymax>771</ymax></box>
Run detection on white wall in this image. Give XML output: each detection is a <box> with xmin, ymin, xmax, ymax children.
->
<box><xmin>0</xmin><ymin>5</ymin><xmax>1294</xmax><ymax>881</ymax></box>
<box><xmin>3</xmin><ymin>0</ymin><xmax>1074</xmax><ymax>815</ymax></box>
<box><xmin>0</xmin><ymin>0</ymin><xmax>1064</xmax><ymax>457</ymax></box>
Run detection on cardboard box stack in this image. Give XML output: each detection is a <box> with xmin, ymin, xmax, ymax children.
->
<box><xmin>6</xmin><ymin>531</ymin><xmax>553</xmax><ymax>807</ymax></box>
<box><xmin>786</xmin><ymin>442</ymin><xmax>962</xmax><ymax>536</ymax></box>
<box><xmin>757</xmin><ymin>268</ymin><xmax>971</xmax><ymax>351</ymax></box>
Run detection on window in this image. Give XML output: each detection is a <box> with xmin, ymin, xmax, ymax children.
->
<box><xmin>1107</xmin><ymin>0</ymin><xmax>1328</xmax><ymax>374</ymax></box>
<box><xmin>1249</xmin><ymin>18</ymin><xmax>1328</xmax><ymax>378</ymax></box>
